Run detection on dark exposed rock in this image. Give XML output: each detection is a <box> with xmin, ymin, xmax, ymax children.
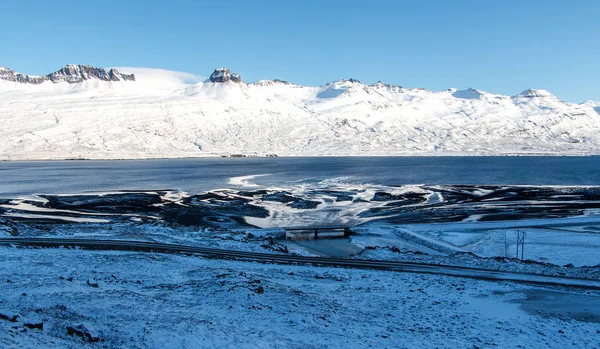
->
<box><xmin>260</xmin><ymin>237</ymin><xmax>289</xmax><ymax>253</ymax></box>
<box><xmin>0</xmin><ymin>64</ymin><xmax>135</xmax><ymax>85</ymax></box>
<box><xmin>288</xmin><ymin>199</ymin><xmax>320</xmax><ymax>209</ymax></box>
<box><xmin>371</xmin><ymin>191</ymin><xmax>426</xmax><ymax>202</ymax></box>
<box><xmin>0</xmin><ymin>218</ymin><xmax>18</xmax><ymax>236</ymax></box>
<box><xmin>237</xmin><ymin>190</ymin><xmax>270</xmax><ymax>197</ymax></box>
<box><xmin>0</xmin><ymin>309</ymin><xmax>19</xmax><ymax>323</ymax></box>
<box><xmin>47</xmin><ymin>65</ymin><xmax>135</xmax><ymax>83</ymax></box>
<box><xmin>335</xmin><ymin>195</ymin><xmax>354</xmax><ymax>202</ymax></box>
<box><xmin>23</xmin><ymin>313</ymin><xmax>43</xmax><ymax>330</ymax></box>
<box><xmin>263</xmin><ymin>192</ymin><xmax>296</xmax><ymax>203</ymax></box>
<box><xmin>41</xmin><ymin>193</ymin><xmax>163</xmax><ymax>213</ymax></box>
<box><xmin>67</xmin><ymin>323</ymin><xmax>100</xmax><ymax>342</ymax></box>
<box><xmin>164</xmin><ymin>192</ymin><xmax>269</xmax><ymax>227</ymax></box>
<box><xmin>262</xmin><ymin>191</ymin><xmax>320</xmax><ymax>209</ymax></box>
<box><xmin>87</xmin><ymin>279</ymin><xmax>99</xmax><ymax>288</ymax></box>
<box><xmin>210</xmin><ymin>67</ymin><xmax>241</xmax><ymax>83</ymax></box>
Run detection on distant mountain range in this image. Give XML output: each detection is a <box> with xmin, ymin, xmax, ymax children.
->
<box><xmin>1</xmin><ymin>64</ymin><xmax>599</xmax><ymax>160</ymax></box>
<box><xmin>0</xmin><ymin>64</ymin><xmax>135</xmax><ymax>84</ymax></box>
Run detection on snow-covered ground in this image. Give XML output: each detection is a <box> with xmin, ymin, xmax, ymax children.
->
<box><xmin>1</xmin><ymin>66</ymin><xmax>600</xmax><ymax>160</ymax></box>
<box><xmin>354</xmin><ymin>219</ymin><xmax>600</xmax><ymax>267</ymax></box>
<box><xmin>0</xmin><ymin>246</ymin><xmax>598</xmax><ymax>348</ymax></box>
<box><xmin>3</xmin><ymin>184</ymin><xmax>600</xmax><ymax>267</ymax></box>
<box><xmin>2</xmin><ymin>180</ymin><xmax>600</xmax><ymax>347</ymax></box>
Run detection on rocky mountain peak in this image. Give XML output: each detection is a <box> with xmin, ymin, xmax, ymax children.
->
<box><xmin>513</xmin><ymin>88</ymin><xmax>555</xmax><ymax>99</ymax></box>
<box><xmin>48</xmin><ymin>64</ymin><xmax>135</xmax><ymax>83</ymax></box>
<box><xmin>0</xmin><ymin>66</ymin><xmax>46</xmax><ymax>84</ymax></box>
<box><xmin>327</xmin><ymin>78</ymin><xmax>362</xmax><ymax>86</ymax></box>
<box><xmin>210</xmin><ymin>67</ymin><xmax>241</xmax><ymax>83</ymax></box>
<box><xmin>0</xmin><ymin>64</ymin><xmax>135</xmax><ymax>85</ymax></box>
<box><xmin>370</xmin><ymin>81</ymin><xmax>405</xmax><ymax>91</ymax></box>
<box><xmin>452</xmin><ymin>88</ymin><xmax>483</xmax><ymax>100</ymax></box>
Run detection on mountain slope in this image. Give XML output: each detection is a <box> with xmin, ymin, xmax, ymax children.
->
<box><xmin>1</xmin><ymin>65</ymin><xmax>599</xmax><ymax>160</ymax></box>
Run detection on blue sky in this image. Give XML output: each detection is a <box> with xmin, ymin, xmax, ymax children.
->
<box><xmin>1</xmin><ymin>0</ymin><xmax>599</xmax><ymax>102</ymax></box>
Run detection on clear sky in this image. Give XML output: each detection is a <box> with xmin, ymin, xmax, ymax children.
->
<box><xmin>1</xmin><ymin>0</ymin><xmax>599</xmax><ymax>102</ymax></box>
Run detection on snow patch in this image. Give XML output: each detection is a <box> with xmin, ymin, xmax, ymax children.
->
<box><xmin>112</xmin><ymin>67</ymin><xmax>204</xmax><ymax>90</ymax></box>
<box><xmin>228</xmin><ymin>174</ymin><xmax>272</xmax><ymax>188</ymax></box>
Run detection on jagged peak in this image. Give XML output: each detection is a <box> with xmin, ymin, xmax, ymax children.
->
<box><xmin>62</xmin><ymin>63</ymin><xmax>94</xmax><ymax>69</ymax></box>
<box><xmin>370</xmin><ymin>81</ymin><xmax>404</xmax><ymax>90</ymax></box>
<box><xmin>47</xmin><ymin>64</ymin><xmax>136</xmax><ymax>83</ymax></box>
<box><xmin>0</xmin><ymin>64</ymin><xmax>135</xmax><ymax>84</ymax></box>
<box><xmin>328</xmin><ymin>78</ymin><xmax>362</xmax><ymax>85</ymax></box>
<box><xmin>210</xmin><ymin>67</ymin><xmax>242</xmax><ymax>83</ymax></box>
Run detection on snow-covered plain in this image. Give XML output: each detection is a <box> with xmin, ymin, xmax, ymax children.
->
<box><xmin>1</xmin><ymin>246</ymin><xmax>598</xmax><ymax>348</ymax></box>
<box><xmin>1</xmin><ymin>67</ymin><xmax>600</xmax><ymax>160</ymax></box>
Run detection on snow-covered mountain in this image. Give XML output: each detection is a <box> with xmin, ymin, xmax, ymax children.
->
<box><xmin>1</xmin><ymin>64</ymin><xmax>599</xmax><ymax>160</ymax></box>
<box><xmin>0</xmin><ymin>64</ymin><xmax>134</xmax><ymax>85</ymax></box>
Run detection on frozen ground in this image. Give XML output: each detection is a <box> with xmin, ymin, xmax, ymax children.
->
<box><xmin>1</xmin><ymin>181</ymin><xmax>600</xmax><ymax>347</ymax></box>
<box><xmin>0</xmin><ymin>246</ymin><xmax>598</xmax><ymax>349</ymax></box>
<box><xmin>3</xmin><ymin>184</ymin><xmax>599</xmax><ymax>267</ymax></box>
<box><xmin>354</xmin><ymin>219</ymin><xmax>600</xmax><ymax>268</ymax></box>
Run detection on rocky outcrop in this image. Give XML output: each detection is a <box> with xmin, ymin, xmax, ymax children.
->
<box><xmin>210</xmin><ymin>67</ymin><xmax>241</xmax><ymax>83</ymax></box>
<box><xmin>253</xmin><ymin>79</ymin><xmax>292</xmax><ymax>86</ymax></box>
<box><xmin>0</xmin><ymin>218</ymin><xmax>18</xmax><ymax>236</ymax></box>
<box><xmin>0</xmin><ymin>64</ymin><xmax>135</xmax><ymax>84</ymax></box>
<box><xmin>0</xmin><ymin>67</ymin><xmax>46</xmax><ymax>85</ymax></box>
<box><xmin>47</xmin><ymin>64</ymin><xmax>135</xmax><ymax>83</ymax></box>
<box><xmin>23</xmin><ymin>313</ymin><xmax>44</xmax><ymax>330</ymax></box>
<box><xmin>513</xmin><ymin>88</ymin><xmax>556</xmax><ymax>99</ymax></box>
<box><xmin>67</xmin><ymin>323</ymin><xmax>100</xmax><ymax>342</ymax></box>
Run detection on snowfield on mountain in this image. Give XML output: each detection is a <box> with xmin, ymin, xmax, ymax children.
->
<box><xmin>1</xmin><ymin>65</ymin><xmax>599</xmax><ymax>160</ymax></box>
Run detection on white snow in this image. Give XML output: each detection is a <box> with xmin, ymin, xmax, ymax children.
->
<box><xmin>582</xmin><ymin>100</ymin><xmax>600</xmax><ymax>115</ymax></box>
<box><xmin>0</xmin><ymin>246</ymin><xmax>598</xmax><ymax>348</ymax></box>
<box><xmin>228</xmin><ymin>174</ymin><xmax>272</xmax><ymax>188</ymax></box>
<box><xmin>385</xmin><ymin>216</ymin><xmax>600</xmax><ymax>267</ymax></box>
<box><xmin>1</xmin><ymin>67</ymin><xmax>600</xmax><ymax>159</ymax></box>
<box><xmin>112</xmin><ymin>67</ymin><xmax>204</xmax><ymax>90</ymax></box>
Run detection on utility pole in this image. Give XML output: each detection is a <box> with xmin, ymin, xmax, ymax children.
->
<box><xmin>515</xmin><ymin>230</ymin><xmax>526</xmax><ymax>260</ymax></box>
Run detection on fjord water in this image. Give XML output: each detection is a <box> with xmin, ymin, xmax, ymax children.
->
<box><xmin>1</xmin><ymin>156</ymin><xmax>599</xmax><ymax>197</ymax></box>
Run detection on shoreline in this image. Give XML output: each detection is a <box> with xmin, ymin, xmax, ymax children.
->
<box><xmin>0</xmin><ymin>152</ymin><xmax>598</xmax><ymax>162</ymax></box>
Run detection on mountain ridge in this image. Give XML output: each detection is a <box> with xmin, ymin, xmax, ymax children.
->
<box><xmin>1</xmin><ymin>65</ymin><xmax>599</xmax><ymax>160</ymax></box>
<box><xmin>2</xmin><ymin>64</ymin><xmax>596</xmax><ymax>104</ymax></box>
<box><xmin>0</xmin><ymin>64</ymin><xmax>135</xmax><ymax>85</ymax></box>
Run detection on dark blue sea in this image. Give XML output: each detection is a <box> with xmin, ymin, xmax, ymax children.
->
<box><xmin>1</xmin><ymin>156</ymin><xmax>599</xmax><ymax>197</ymax></box>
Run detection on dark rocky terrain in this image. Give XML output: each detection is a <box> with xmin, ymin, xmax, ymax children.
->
<box><xmin>2</xmin><ymin>185</ymin><xmax>600</xmax><ymax>234</ymax></box>
<box><xmin>209</xmin><ymin>67</ymin><xmax>241</xmax><ymax>83</ymax></box>
<box><xmin>0</xmin><ymin>65</ymin><xmax>135</xmax><ymax>84</ymax></box>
